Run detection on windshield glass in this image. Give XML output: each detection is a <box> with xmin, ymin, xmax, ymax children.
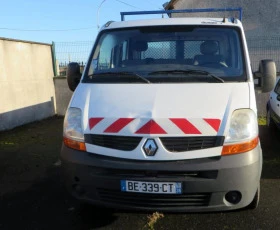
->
<box><xmin>84</xmin><ymin>25</ymin><xmax>246</xmax><ymax>83</ymax></box>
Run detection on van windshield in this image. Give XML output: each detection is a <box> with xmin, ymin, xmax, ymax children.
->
<box><xmin>84</xmin><ymin>26</ymin><xmax>246</xmax><ymax>83</ymax></box>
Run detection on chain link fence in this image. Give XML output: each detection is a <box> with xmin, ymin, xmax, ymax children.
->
<box><xmin>55</xmin><ymin>41</ymin><xmax>93</xmax><ymax>75</ymax></box>
<box><xmin>247</xmin><ymin>37</ymin><xmax>280</xmax><ymax>72</ymax></box>
<box><xmin>54</xmin><ymin>36</ymin><xmax>280</xmax><ymax>76</ymax></box>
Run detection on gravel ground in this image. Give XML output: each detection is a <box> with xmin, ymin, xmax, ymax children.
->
<box><xmin>0</xmin><ymin>116</ymin><xmax>279</xmax><ymax>230</ymax></box>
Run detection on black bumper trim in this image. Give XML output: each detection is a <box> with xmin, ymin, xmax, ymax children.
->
<box><xmin>97</xmin><ymin>188</ymin><xmax>211</xmax><ymax>207</ymax></box>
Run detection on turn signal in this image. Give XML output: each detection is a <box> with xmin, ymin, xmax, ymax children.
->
<box><xmin>63</xmin><ymin>137</ymin><xmax>86</xmax><ymax>151</ymax></box>
<box><xmin>222</xmin><ymin>137</ymin><xmax>259</xmax><ymax>155</ymax></box>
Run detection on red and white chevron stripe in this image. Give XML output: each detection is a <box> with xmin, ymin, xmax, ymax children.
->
<box><xmin>88</xmin><ymin>117</ymin><xmax>221</xmax><ymax>136</ymax></box>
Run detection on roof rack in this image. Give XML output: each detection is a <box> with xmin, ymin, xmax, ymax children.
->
<box><xmin>120</xmin><ymin>7</ymin><xmax>242</xmax><ymax>21</ymax></box>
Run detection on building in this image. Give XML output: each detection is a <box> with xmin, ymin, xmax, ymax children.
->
<box><xmin>164</xmin><ymin>0</ymin><xmax>280</xmax><ymax>72</ymax></box>
<box><xmin>165</xmin><ymin>0</ymin><xmax>280</xmax><ymax>36</ymax></box>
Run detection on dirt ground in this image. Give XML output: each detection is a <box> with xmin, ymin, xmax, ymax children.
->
<box><xmin>0</xmin><ymin>116</ymin><xmax>279</xmax><ymax>230</ymax></box>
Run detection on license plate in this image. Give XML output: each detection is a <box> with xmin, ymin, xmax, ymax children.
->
<box><xmin>121</xmin><ymin>180</ymin><xmax>182</xmax><ymax>194</ymax></box>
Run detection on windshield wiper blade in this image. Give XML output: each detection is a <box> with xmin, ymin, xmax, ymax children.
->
<box><xmin>88</xmin><ymin>71</ymin><xmax>151</xmax><ymax>84</ymax></box>
<box><xmin>148</xmin><ymin>69</ymin><xmax>224</xmax><ymax>83</ymax></box>
<box><xmin>188</xmin><ymin>70</ymin><xmax>225</xmax><ymax>83</ymax></box>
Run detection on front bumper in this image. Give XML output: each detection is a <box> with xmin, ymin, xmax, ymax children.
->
<box><xmin>60</xmin><ymin>144</ymin><xmax>262</xmax><ymax>212</ymax></box>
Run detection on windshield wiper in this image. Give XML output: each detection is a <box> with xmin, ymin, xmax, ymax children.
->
<box><xmin>88</xmin><ymin>71</ymin><xmax>151</xmax><ymax>84</ymax></box>
<box><xmin>148</xmin><ymin>69</ymin><xmax>224</xmax><ymax>83</ymax></box>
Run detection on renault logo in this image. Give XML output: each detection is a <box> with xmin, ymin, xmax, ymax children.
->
<box><xmin>143</xmin><ymin>139</ymin><xmax>158</xmax><ymax>156</ymax></box>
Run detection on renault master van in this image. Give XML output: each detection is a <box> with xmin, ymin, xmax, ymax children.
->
<box><xmin>61</xmin><ymin>9</ymin><xmax>276</xmax><ymax>212</ymax></box>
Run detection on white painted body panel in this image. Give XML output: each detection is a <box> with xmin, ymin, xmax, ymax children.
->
<box><xmin>70</xmin><ymin>82</ymin><xmax>251</xmax><ymax>160</ymax></box>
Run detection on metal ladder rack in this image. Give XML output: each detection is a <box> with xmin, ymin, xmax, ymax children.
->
<box><xmin>120</xmin><ymin>7</ymin><xmax>242</xmax><ymax>21</ymax></box>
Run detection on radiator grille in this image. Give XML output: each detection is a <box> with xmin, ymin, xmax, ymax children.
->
<box><xmin>85</xmin><ymin>134</ymin><xmax>224</xmax><ymax>152</ymax></box>
<box><xmin>160</xmin><ymin>136</ymin><xmax>224</xmax><ymax>152</ymax></box>
<box><xmin>84</xmin><ymin>134</ymin><xmax>142</xmax><ymax>151</ymax></box>
<box><xmin>91</xmin><ymin>167</ymin><xmax>218</xmax><ymax>179</ymax></box>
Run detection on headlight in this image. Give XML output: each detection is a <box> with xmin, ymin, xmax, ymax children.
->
<box><xmin>222</xmin><ymin>109</ymin><xmax>259</xmax><ymax>155</ymax></box>
<box><xmin>63</xmin><ymin>107</ymin><xmax>86</xmax><ymax>151</ymax></box>
<box><xmin>225</xmin><ymin>109</ymin><xmax>258</xmax><ymax>143</ymax></box>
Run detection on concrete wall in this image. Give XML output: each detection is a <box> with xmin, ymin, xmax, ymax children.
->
<box><xmin>0</xmin><ymin>38</ymin><xmax>56</xmax><ymax>131</ymax></box>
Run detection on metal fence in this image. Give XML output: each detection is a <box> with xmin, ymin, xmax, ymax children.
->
<box><xmin>247</xmin><ymin>37</ymin><xmax>280</xmax><ymax>72</ymax></box>
<box><xmin>54</xmin><ymin>36</ymin><xmax>280</xmax><ymax>76</ymax></box>
<box><xmin>55</xmin><ymin>41</ymin><xmax>93</xmax><ymax>67</ymax></box>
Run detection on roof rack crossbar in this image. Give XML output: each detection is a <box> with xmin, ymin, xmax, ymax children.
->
<box><xmin>120</xmin><ymin>7</ymin><xmax>242</xmax><ymax>21</ymax></box>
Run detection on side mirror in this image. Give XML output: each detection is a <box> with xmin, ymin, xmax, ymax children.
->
<box><xmin>254</xmin><ymin>59</ymin><xmax>276</xmax><ymax>93</ymax></box>
<box><xmin>67</xmin><ymin>62</ymin><xmax>82</xmax><ymax>91</ymax></box>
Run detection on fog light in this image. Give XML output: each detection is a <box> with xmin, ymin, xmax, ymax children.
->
<box><xmin>225</xmin><ymin>191</ymin><xmax>242</xmax><ymax>204</ymax></box>
<box><xmin>72</xmin><ymin>184</ymin><xmax>85</xmax><ymax>196</ymax></box>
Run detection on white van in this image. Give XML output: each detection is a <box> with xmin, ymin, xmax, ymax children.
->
<box><xmin>61</xmin><ymin>9</ymin><xmax>276</xmax><ymax>212</ymax></box>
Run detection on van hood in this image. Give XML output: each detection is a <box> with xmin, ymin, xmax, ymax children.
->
<box><xmin>71</xmin><ymin>83</ymin><xmax>250</xmax><ymax>137</ymax></box>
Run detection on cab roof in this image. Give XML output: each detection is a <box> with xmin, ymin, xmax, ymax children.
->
<box><xmin>101</xmin><ymin>17</ymin><xmax>243</xmax><ymax>31</ymax></box>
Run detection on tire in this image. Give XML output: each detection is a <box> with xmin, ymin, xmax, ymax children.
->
<box><xmin>267</xmin><ymin>108</ymin><xmax>276</xmax><ymax>129</ymax></box>
<box><xmin>67</xmin><ymin>62</ymin><xmax>81</xmax><ymax>91</ymax></box>
<box><xmin>258</xmin><ymin>59</ymin><xmax>276</xmax><ymax>93</ymax></box>
<box><xmin>248</xmin><ymin>185</ymin><xmax>260</xmax><ymax>210</ymax></box>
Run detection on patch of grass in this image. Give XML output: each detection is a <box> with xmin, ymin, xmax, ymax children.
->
<box><xmin>264</xmin><ymin>157</ymin><xmax>280</xmax><ymax>165</ymax></box>
<box><xmin>0</xmin><ymin>141</ymin><xmax>16</xmax><ymax>146</ymax></box>
<box><xmin>146</xmin><ymin>212</ymin><xmax>164</xmax><ymax>230</ymax></box>
<box><xmin>258</xmin><ymin>116</ymin><xmax>267</xmax><ymax>126</ymax></box>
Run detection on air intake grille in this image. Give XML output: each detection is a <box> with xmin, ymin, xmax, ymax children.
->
<box><xmin>84</xmin><ymin>134</ymin><xmax>142</xmax><ymax>151</ymax></box>
<box><xmin>160</xmin><ymin>136</ymin><xmax>224</xmax><ymax>152</ymax></box>
<box><xmin>90</xmin><ymin>167</ymin><xmax>218</xmax><ymax>179</ymax></box>
<box><xmin>97</xmin><ymin>188</ymin><xmax>211</xmax><ymax>207</ymax></box>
